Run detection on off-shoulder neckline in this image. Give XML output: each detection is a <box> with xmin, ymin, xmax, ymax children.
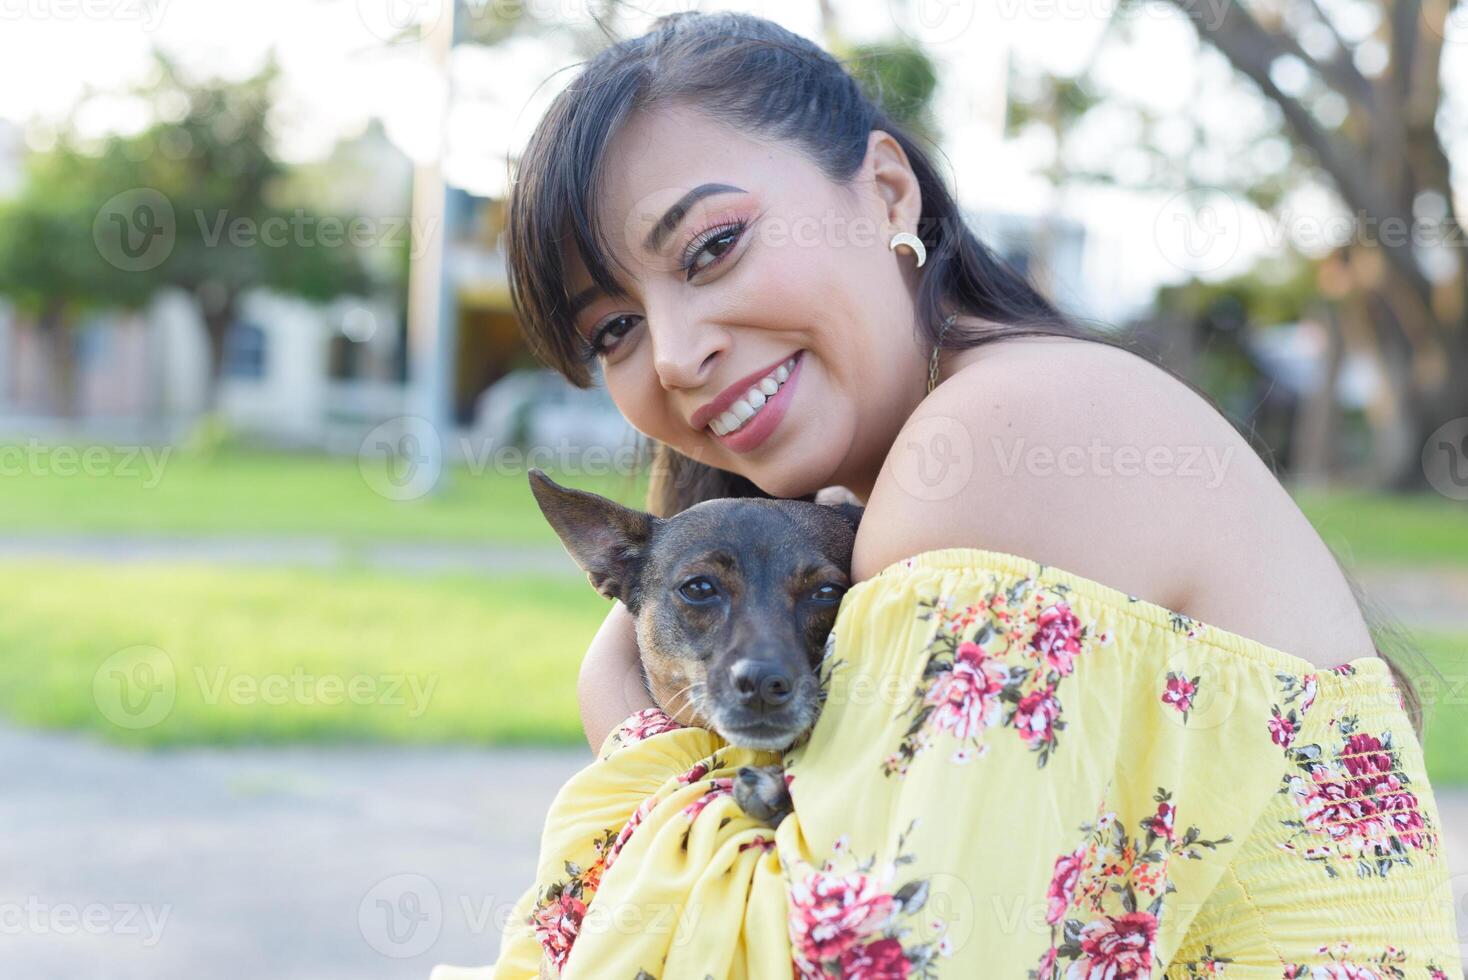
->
<box><xmin>857</xmin><ymin>546</ymin><xmax>1391</xmax><ymax>684</ymax></box>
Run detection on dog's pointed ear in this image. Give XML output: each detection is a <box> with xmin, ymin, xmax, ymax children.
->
<box><xmin>826</xmin><ymin>502</ymin><xmax>864</xmax><ymax>534</ymax></box>
<box><xmin>528</xmin><ymin>467</ymin><xmax>656</xmax><ymax>606</ymax></box>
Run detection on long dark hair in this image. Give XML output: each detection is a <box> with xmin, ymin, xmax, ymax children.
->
<box><xmin>504</xmin><ymin>10</ymin><xmax>1432</xmax><ymax>739</ymax></box>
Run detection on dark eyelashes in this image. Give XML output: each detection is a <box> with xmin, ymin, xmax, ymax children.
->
<box><xmin>577</xmin><ymin>218</ymin><xmax>748</xmax><ymax>364</ymax></box>
<box><xmin>679</xmin><ymin>219</ymin><xmax>746</xmax><ymax>279</ymax></box>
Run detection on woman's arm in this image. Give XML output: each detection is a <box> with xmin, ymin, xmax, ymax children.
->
<box><xmin>578</xmin><ymin>600</ymin><xmax>657</xmax><ymax>753</ymax></box>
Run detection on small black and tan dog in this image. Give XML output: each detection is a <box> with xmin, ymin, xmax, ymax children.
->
<box><xmin>528</xmin><ymin>468</ymin><xmax>862</xmax><ymax>828</ymax></box>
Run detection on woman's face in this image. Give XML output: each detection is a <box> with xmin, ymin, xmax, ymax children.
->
<box><xmin>563</xmin><ymin>103</ymin><xmax>929</xmax><ymax>501</ymax></box>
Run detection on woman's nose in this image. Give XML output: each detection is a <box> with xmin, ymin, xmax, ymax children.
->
<box><xmin>649</xmin><ymin>315</ymin><xmax>724</xmax><ymax>391</ymax></box>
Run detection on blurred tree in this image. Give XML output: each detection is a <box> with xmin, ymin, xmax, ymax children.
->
<box><xmin>847</xmin><ymin>40</ymin><xmax>941</xmax><ymax>143</ymax></box>
<box><xmin>0</xmin><ymin>49</ymin><xmax>388</xmax><ymax>414</ymax></box>
<box><xmin>0</xmin><ymin>141</ymin><xmax>156</xmax><ymax>415</ymax></box>
<box><xmin>1005</xmin><ymin>1</ymin><xmax>1466</xmax><ymax>487</ymax></box>
<box><xmin>111</xmin><ymin>50</ymin><xmax>380</xmax><ymax>407</ymax></box>
<box><xmin>1153</xmin><ymin>0</ymin><xmax>1466</xmax><ymax>489</ymax></box>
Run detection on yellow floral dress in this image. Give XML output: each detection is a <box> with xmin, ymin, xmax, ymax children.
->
<box><xmin>433</xmin><ymin>547</ymin><xmax>1464</xmax><ymax>980</ymax></box>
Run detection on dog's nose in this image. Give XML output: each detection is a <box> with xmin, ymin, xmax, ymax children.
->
<box><xmin>730</xmin><ymin>659</ymin><xmax>793</xmax><ymax>708</ymax></box>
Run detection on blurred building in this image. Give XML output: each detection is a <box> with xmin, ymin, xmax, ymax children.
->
<box><xmin>0</xmin><ymin>120</ymin><xmax>411</xmax><ymax>446</ymax></box>
<box><xmin>0</xmin><ymin>6</ymin><xmax>1108</xmax><ymax>454</ymax></box>
<box><xmin>0</xmin><ymin>119</ymin><xmax>21</xmax><ymax>199</ymax></box>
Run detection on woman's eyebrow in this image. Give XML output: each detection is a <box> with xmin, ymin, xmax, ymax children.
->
<box><xmin>567</xmin><ymin>182</ymin><xmax>747</xmax><ymax>318</ymax></box>
<box><xmin>641</xmin><ymin>182</ymin><xmax>746</xmax><ymax>252</ymax></box>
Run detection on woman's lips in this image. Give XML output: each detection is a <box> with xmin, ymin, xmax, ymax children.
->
<box><xmin>710</xmin><ymin>350</ymin><xmax>803</xmax><ymax>454</ymax></box>
<box><xmin>690</xmin><ymin>351</ymin><xmax>797</xmax><ymax>432</ymax></box>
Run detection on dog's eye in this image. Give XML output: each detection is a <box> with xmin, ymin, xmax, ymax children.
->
<box><xmin>677</xmin><ymin>576</ymin><xmax>720</xmax><ymax>603</ymax></box>
<box><xmin>810</xmin><ymin>584</ymin><xmax>845</xmax><ymax>603</ymax></box>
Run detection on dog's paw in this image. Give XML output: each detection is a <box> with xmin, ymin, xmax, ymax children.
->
<box><xmin>734</xmin><ymin>764</ymin><xmax>793</xmax><ymax>828</ymax></box>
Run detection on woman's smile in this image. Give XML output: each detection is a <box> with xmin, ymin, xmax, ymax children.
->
<box><xmin>704</xmin><ymin>349</ymin><xmax>804</xmax><ymax>454</ymax></box>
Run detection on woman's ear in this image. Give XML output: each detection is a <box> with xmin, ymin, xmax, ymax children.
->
<box><xmin>866</xmin><ymin>129</ymin><xmax>922</xmax><ymax>235</ymax></box>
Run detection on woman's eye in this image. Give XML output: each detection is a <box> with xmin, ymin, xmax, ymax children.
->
<box><xmin>683</xmin><ymin>222</ymin><xmax>745</xmax><ymax>279</ymax></box>
<box><xmin>588</xmin><ymin>314</ymin><xmax>642</xmax><ymax>357</ymax></box>
<box><xmin>810</xmin><ymin>584</ymin><xmax>845</xmax><ymax>603</ymax></box>
<box><xmin>677</xmin><ymin>576</ymin><xmax>720</xmax><ymax>603</ymax></box>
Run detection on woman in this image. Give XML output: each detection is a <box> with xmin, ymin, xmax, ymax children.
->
<box><xmin>437</xmin><ymin>11</ymin><xmax>1464</xmax><ymax>978</ymax></box>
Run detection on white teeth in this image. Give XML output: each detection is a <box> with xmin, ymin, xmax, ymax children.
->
<box><xmin>707</xmin><ymin>353</ymin><xmax>800</xmax><ymax>437</ymax></box>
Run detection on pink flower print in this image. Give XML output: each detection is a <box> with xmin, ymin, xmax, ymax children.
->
<box><xmin>1269</xmin><ymin>707</ymin><xmax>1299</xmax><ymax>749</ymax></box>
<box><xmin>1340</xmin><ymin>733</ymin><xmax>1393</xmax><ymax>781</ymax></box>
<box><xmin>1015</xmin><ymin>685</ymin><xmax>1063</xmax><ymax>746</ymax></box>
<box><xmin>1299</xmin><ymin>674</ymin><xmax>1318</xmax><ymax>714</ymax></box>
<box><xmin>1046</xmin><ymin>845</ymin><xmax>1086</xmax><ymax>925</ymax></box>
<box><xmin>681</xmin><ymin>777</ymin><xmax>734</xmax><ymax>820</ymax></box>
<box><xmin>1151</xmin><ymin>800</ymin><xmax>1176</xmax><ymax>843</ymax></box>
<box><xmin>922</xmin><ymin>642</ymin><xmax>1008</xmax><ymax>740</ymax></box>
<box><xmin>840</xmin><ymin>937</ymin><xmax>911</xmax><ymax>980</ymax></box>
<box><xmin>530</xmin><ymin>891</ymin><xmax>586</xmax><ymax>970</ymax></box>
<box><xmin>1162</xmin><ymin>673</ymin><xmax>1196</xmax><ymax>714</ymax></box>
<box><xmin>1031</xmin><ymin>602</ymin><xmax>1083</xmax><ymax>676</ymax></box>
<box><xmin>606</xmin><ymin>794</ymin><xmax>657</xmax><ymax>871</ymax></box>
<box><xmin>676</xmin><ymin>760</ymin><xmax>711</xmax><ymax>785</ymax></box>
<box><xmin>620</xmin><ymin>706</ymin><xmax>684</xmax><ymax>743</ymax></box>
<box><xmin>1070</xmin><ymin>911</ymin><xmax>1158</xmax><ymax>980</ymax></box>
<box><xmin>788</xmin><ymin>870</ymin><xmax>898</xmax><ymax>966</ymax></box>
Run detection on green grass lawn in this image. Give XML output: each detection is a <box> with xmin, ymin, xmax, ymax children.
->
<box><xmin>1293</xmin><ymin>487</ymin><xmax>1468</xmax><ymax>567</ymax></box>
<box><xmin>1</xmin><ymin>558</ymin><xmax>1463</xmax><ymax>788</ymax></box>
<box><xmin>1414</xmin><ymin>632</ymin><xmax>1468</xmax><ymax>787</ymax></box>
<box><xmin>0</xmin><ymin>559</ymin><xmax>610</xmax><ymax>747</ymax></box>
<box><xmin>0</xmin><ymin>443</ymin><xmax>649</xmax><ymax>544</ymax></box>
<box><xmin>1</xmin><ymin>444</ymin><xmax>1465</xmax><ymax>565</ymax></box>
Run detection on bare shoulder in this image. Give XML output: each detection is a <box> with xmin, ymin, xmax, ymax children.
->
<box><xmin>852</xmin><ymin>335</ymin><xmax>1230</xmax><ymax>601</ymax></box>
<box><xmin>852</xmin><ymin>334</ymin><xmax>1374</xmax><ymax>668</ymax></box>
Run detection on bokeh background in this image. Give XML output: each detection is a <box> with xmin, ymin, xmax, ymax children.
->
<box><xmin>1</xmin><ymin>0</ymin><xmax>1466</xmax><ymax>976</ymax></box>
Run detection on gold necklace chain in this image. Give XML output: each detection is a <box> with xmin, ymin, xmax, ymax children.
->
<box><xmin>927</xmin><ymin>312</ymin><xmax>958</xmax><ymax>395</ymax></box>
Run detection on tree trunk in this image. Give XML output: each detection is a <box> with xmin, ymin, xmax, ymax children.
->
<box><xmin>36</xmin><ymin>297</ymin><xmax>77</xmax><ymax>418</ymax></box>
<box><xmin>198</xmin><ymin>289</ymin><xmax>238</xmax><ymax>414</ymax></box>
<box><xmin>1291</xmin><ymin>305</ymin><xmax>1344</xmax><ymax>487</ymax></box>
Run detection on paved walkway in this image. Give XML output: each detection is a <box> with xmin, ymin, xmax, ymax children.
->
<box><xmin>5</xmin><ymin>723</ymin><xmax>1466</xmax><ymax>978</ymax></box>
<box><xmin>0</xmin><ymin>534</ymin><xmax>582</xmax><ymax>578</ymax></box>
<box><xmin>0</xmin><ymin>724</ymin><xmax>590</xmax><ymax>980</ymax></box>
<box><xmin>3</xmin><ymin>539</ymin><xmax>1465</xmax><ymax>976</ymax></box>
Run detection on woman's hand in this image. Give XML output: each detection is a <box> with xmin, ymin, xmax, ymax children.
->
<box><xmin>578</xmin><ymin>599</ymin><xmax>658</xmax><ymax>754</ymax></box>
